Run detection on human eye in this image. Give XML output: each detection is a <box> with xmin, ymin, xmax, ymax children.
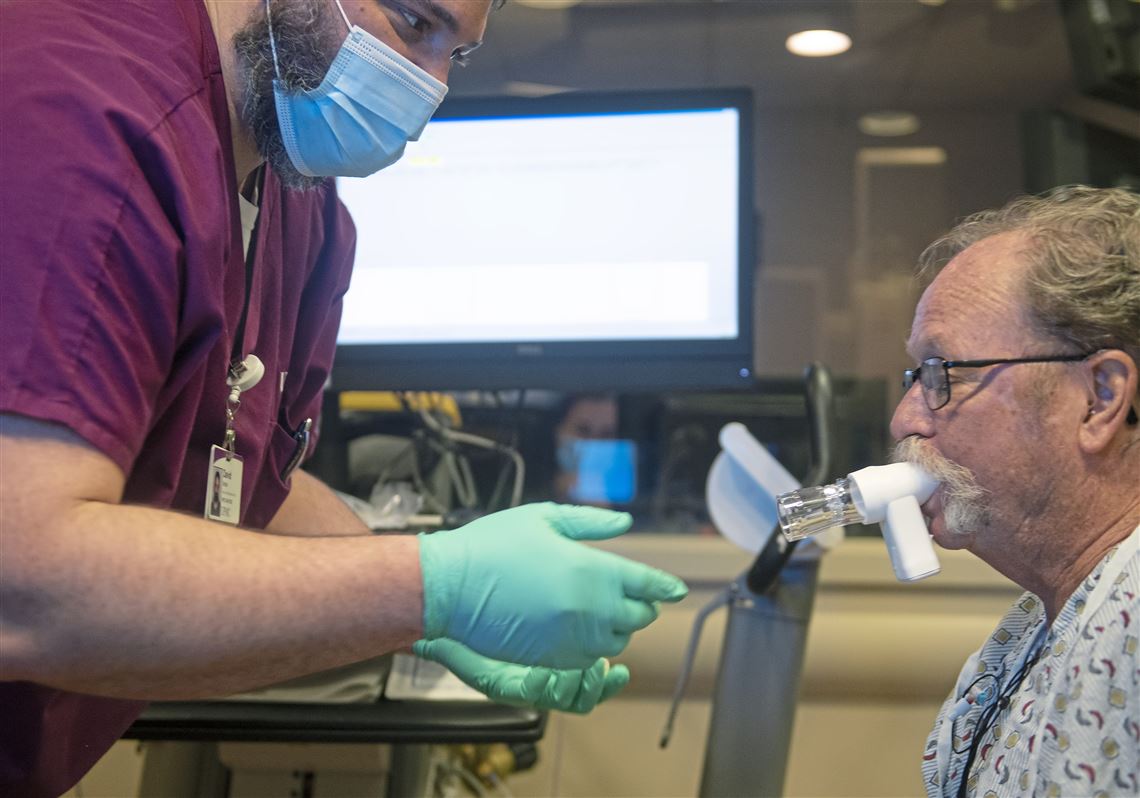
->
<box><xmin>943</xmin><ymin>363</ymin><xmax>976</xmax><ymax>385</ymax></box>
<box><xmin>394</xmin><ymin>4</ymin><xmax>430</xmax><ymax>34</ymax></box>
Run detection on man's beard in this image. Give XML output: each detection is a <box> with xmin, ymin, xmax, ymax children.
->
<box><xmin>893</xmin><ymin>437</ymin><xmax>990</xmax><ymax>543</ymax></box>
<box><xmin>232</xmin><ymin>0</ymin><xmax>343</xmax><ymax>192</ymax></box>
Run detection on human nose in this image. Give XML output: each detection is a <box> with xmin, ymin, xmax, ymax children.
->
<box><xmin>890</xmin><ymin>379</ymin><xmax>935</xmax><ymax>442</ymax></box>
<box><xmin>420</xmin><ymin>53</ymin><xmax>452</xmax><ymax>87</ymax></box>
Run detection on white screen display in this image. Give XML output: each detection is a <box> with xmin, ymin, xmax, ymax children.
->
<box><xmin>336</xmin><ymin>107</ymin><xmax>740</xmax><ymax>346</ymax></box>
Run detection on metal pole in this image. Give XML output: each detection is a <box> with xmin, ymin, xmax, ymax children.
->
<box><xmin>698</xmin><ymin>556</ymin><xmax>821</xmax><ymax>798</ymax></box>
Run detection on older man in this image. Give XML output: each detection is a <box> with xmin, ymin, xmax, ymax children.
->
<box><xmin>891</xmin><ymin>186</ymin><xmax>1139</xmax><ymax>797</ymax></box>
<box><xmin>0</xmin><ymin>2</ymin><xmax>687</xmax><ymax>795</ymax></box>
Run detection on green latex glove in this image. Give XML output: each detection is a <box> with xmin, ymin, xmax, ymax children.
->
<box><xmin>418</xmin><ymin>502</ymin><xmax>688</xmax><ymax>669</ymax></box>
<box><xmin>413</xmin><ymin>638</ymin><xmax>629</xmax><ymax>714</ymax></box>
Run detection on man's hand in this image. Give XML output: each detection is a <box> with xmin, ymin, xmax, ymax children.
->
<box><xmin>413</xmin><ymin>638</ymin><xmax>628</xmax><ymax>714</ymax></box>
<box><xmin>418</xmin><ymin>502</ymin><xmax>687</xmax><ymax>669</ymax></box>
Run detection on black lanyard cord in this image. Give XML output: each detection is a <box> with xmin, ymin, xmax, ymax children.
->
<box><xmin>229</xmin><ymin>164</ymin><xmax>266</xmax><ymax>374</ymax></box>
<box><xmin>954</xmin><ymin>646</ymin><xmax>1043</xmax><ymax>798</ymax></box>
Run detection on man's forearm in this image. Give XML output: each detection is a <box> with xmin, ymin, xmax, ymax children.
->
<box><xmin>0</xmin><ymin>500</ymin><xmax>422</xmax><ymax>700</ymax></box>
<box><xmin>266</xmin><ymin>468</ymin><xmax>372</xmax><ymax>536</ymax></box>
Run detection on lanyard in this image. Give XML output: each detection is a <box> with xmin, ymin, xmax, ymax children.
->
<box><xmin>221</xmin><ymin>167</ymin><xmax>266</xmax><ymax>456</ymax></box>
<box><xmin>205</xmin><ymin>168</ymin><xmax>267</xmax><ymax>525</ymax></box>
<box><xmin>220</xmin><ymin>165</ymin><xmax>312</xmax><ymax>484</ymax></box>
<box><xmin>228</xmin><ymin>165</ymin><xmax>265</xmax><ymax>378</ymax></box>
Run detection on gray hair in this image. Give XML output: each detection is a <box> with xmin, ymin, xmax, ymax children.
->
<box><xmin>233</xmin><ymin>0</ymin><xmax>342</xmax><ymax>192</ymax></box>
<box><xmin>918</xmin><ymin>185</ymin><xmax>1140</xmax><ymax>369</ymax></box>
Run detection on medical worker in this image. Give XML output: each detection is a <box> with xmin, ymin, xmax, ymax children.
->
<box><xmin>0</xmin><ymin>2</ymin><xmax>688</xmax><ymax>795</ymax></box>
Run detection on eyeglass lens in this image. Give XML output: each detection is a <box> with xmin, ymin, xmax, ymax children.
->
<box><xmin>920</xmin><ymin>358</ymin><xmax>950</xmax><ymax>410</ymax></box>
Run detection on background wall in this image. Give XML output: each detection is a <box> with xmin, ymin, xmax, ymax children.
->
<box><xmin>749</xmin><ymin>109</ymin><xmax>1025</xmax><ymax>408</ymax></box>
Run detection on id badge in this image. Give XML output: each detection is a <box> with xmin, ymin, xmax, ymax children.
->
<box><xmin>205</xmin><ymin>444</ymin><xmax>243</xmax><ymax>524</ymax></box>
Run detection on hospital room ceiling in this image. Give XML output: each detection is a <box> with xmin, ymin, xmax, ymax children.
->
<box><xmin>451</xmin><ymin>0</ymin><xmax>1078</xmax><ymax>111</ymax></box>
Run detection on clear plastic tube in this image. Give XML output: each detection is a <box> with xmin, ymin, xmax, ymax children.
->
<box><xmin>776</xmin><ymin>477</ymin><xmax>863</xmax><ymax>541</ymax></box>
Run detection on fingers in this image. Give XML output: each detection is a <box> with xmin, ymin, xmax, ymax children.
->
<box><xmin>521</xmin><ymin>666</ymin><xmax>557</xmax><ymax>706</ymax></box>
<box><xmin>542</xmin><ymin>503</ymin><xmax>633</xmax><ymax>541</ymax></box>
<box><xmin>600</xmin><ymin>663</ymin><xmax>630</xmax><ymax>703</ymax></box>
<box><xmin>413</xmin><ymin>637</ymin><xmax>530</xmax><ymax>703</ymax></box>
<box><xmin>611</xmin><ymin>597</ymin><xmax>660</xmax><ymax>634</ymax></box>
<box><xmin>539</xmin><ymin>668</ymin><xmax>582</xmax><ymax>709</ymax></box>
<box><xmin>415</xmin><ymin>638</ymin><xmax>631</xmax><ymax>715</ymax></box>
<box><xmin>422</xmin><ymin>500</ymin><xmax>683</xmax><ymax>672</ymax></box>
<box><xmin>618</xmin><ymin>558</ymin><xmax>689</xmax><ymax>603</ymax></box>
<box><xmin>601</xmin><ymin>630</ymin><xmax>631</xmax><ymax>659</ymax></box>
<box><xmin>569</xmin><ymin>658</ymin><xmax>609</xmax><ymax>714</ymax></box>
<box><xmin>415</xmin><ymin>638</ymin><xmax>576</xmax><ymax>710</ymax></box>
<box><xmin>413</xmin><ymin>638</ymin><xmax>480</xmax><ymax>672</ymax></box>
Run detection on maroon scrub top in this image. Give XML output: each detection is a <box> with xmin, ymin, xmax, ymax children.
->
<box><xmin>0</xmin><ymin>2</ymin><xmax>357</xmax><ymax>794</ymax></box>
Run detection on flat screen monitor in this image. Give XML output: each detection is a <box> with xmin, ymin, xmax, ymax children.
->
<box><xmin>332</xmin><ymin>88</ymin><xmax>755</xmax><ymax>392</ymax></box>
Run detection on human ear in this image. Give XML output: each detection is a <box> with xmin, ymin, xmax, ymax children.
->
<box><xmin>1079</xmin><ymin>349</ymin><xmax>1139</xmax><ymax>454</ymax></box>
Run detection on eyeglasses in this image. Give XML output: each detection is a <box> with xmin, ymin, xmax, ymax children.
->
<box><xmin>902</xmin><ymin>353</ymin><xmax>1095</xmax><ymax>411</ymax></box>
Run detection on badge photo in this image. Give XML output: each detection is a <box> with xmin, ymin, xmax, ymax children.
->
<box><xmin>204</xmin><ymin>445</ymin><xmax>243</xmax><ymax>525</ymax></box>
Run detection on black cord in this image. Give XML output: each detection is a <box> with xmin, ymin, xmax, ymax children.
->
<box><xmin>949</xmin><ymin>672</ymin><xmax>1000</xmax><ymax>756</ymax></box>
<box><xmin>229</xmin><ymin>164</ymin><xmax>265</xmax><ymax>373</ymax></box>
<box><xmin>954</xmin><ymin>648</ymin><xmax>1043</xmax><ymax>798</ymax></box>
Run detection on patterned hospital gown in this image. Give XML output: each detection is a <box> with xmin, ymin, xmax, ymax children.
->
<box><xmin>923</xmin><ymin>533</ymin><xmax>1139</xmax><ymax>798</ymax></box>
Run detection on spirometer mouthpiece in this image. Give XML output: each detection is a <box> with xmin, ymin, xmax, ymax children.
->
<box><xmin>776</xmin><ymin>462</ymin><xmax>941</xmax><ymax>582</ymax></box>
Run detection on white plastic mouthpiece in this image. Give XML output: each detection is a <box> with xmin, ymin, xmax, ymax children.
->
<box><xmin>777</xmin><ymin>462</ymin><xmax>941</xmax><ymax>582</ymax></box>
<box><xmin>847</xmin><ymin>462</ymin><xmax>937</xmax><ymax>522</ymax></box>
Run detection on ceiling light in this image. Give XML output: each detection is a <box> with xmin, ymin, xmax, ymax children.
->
<box><xmin>785</xmin><ymin>29</ymin><xmax>852</xmax><ymax>57</ymax></box>
<box><xmin>514</xmin><ymin>0</ymin><xmax>582</xmax><ymax>9</ymax></box>
<box><xmin>858</xmin><ymin>110</ymin><xmax>922</xmax><ymax>137</ymax></box>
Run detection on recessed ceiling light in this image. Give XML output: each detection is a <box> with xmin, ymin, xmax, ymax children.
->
<box><xmin>858</xmin><ymin>110</ymin><xmax>922</xmax><ymax>137</ymax></box>
<box><xmin>514</xmin><ymin>0</ymin><xmax>582</xmax><ymax>9</ymax></box>
<box><xmin>785</xmin><ymin>29</ymin><xmax>852</xmax><ymax>57</ymax></box>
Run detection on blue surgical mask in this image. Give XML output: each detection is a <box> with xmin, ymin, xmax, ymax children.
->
<box><xmin>266</xmin><ymin>0</ymin><xmax>447</xmax><ymax>178</ymax></box>
<box><xmin>555</xmin><ymin>438</ymin><xmax>638</xmax><ymax>504</ymax></box>
<box><xmin>556</xmin><ymin>439</ymin><xmax>579</xmax><ymax>473</ymax></box>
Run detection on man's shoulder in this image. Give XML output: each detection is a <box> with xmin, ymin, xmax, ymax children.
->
<box><xmin>0</xmin><ymin>0</ymin><xmax>231</xmax><ymax>249</ymax></box>
<box><xmin>1069</xmin><ymin>529</ymin><xmax>1140</xmax><ymax>632</ymax></box>
<box><xmin>1</xmin><ymin>1</ymin><xmax>217</xmax><ymax>135</ymax></box>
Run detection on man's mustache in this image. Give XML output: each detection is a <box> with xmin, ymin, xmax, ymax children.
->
<box><xmin>892</xmin><ymin>437</ymin><xmax>990</xmax><ymax>507</ymax></box>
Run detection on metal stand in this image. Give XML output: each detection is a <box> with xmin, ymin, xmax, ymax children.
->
<box><xmin>661</xmin><ymin>363</ymin><xmax>834</xmax><ymax>798</ymax></box>
<box><xmin>699</xmin><ymin>558</ymin><xmax>820</xmax><ymax>798</ymax></box>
